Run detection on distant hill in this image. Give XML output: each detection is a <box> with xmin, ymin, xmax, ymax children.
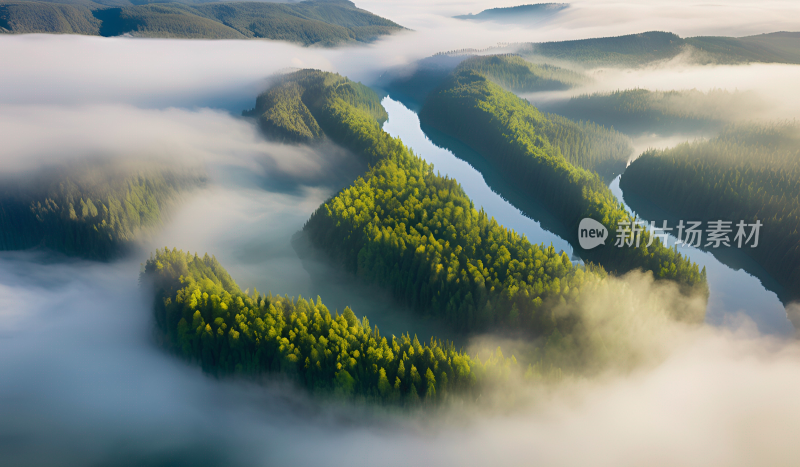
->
<box><xmin>381</xmin><ymin>53</ymin><xmax>587</xmax><ymax>111</ymax></box>
<box><xmin>519</xmin><ymin>30</ymin><xmax>800</xmax><ymax>67</ymax></box>
<box><xmin>454</xmin><ymin>3</ymin><xmax>568</xmax><ymax>24</ymax></box>
<box><xmin>540</xmin><ymin>88</ymin><xmax>763</xmax><ymax>136</ymax></box>
<box><xmin>0</xmin><ymin>0</ymin><xmax>404</xmax><ymax>45</ymax></box>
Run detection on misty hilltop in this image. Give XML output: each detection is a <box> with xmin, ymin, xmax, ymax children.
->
<box><xmin>0</xmin><ymin>0</ymin><xmax>405</xmax><ymax>45</ymax></box>
<box><xmin>518</xmin><ymin>30</ymin><xmax>800</xmax><ymax>66</ymax></box>
<box><xmin>453</xmin><ymin>3</ymin><xmax>568</xmax><ymax>24</ymax></box>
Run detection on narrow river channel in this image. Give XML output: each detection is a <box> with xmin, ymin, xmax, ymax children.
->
<box><xmin>382</xmin><ymin>96</ymin><xmax>794</xmax><ymax>336</ymax></box>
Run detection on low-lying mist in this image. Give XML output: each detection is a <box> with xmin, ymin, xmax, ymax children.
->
<box><xmin>3</xmin><ymin>4</ymin><xmax>800</xmax><ymax>464</ymax></box>
<box><xmin>3</xmin><ymin>252</ymin><xmax>800</xmax><ymax>466</ymax></box>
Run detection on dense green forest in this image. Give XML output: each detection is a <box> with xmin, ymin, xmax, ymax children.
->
<box><xmin>518</xmin><ymin>31</ymin><xmax>800</xmax><ymax>67</ymax></box>
<box><xmin>143</xmin><ymin>248</ymin><xmax>522</xmax><ymax>405</ymax></box>
<box><xmin>248</xmin><ymin>69</ymin><xmax>611</xmax><ymax>336</ymax></box>
<box><xmin>243</xmin><ymin>69</ymin><xmax>388</xmax><ymax>144</ymax></box>
<box><xmin>384</xmin><ymin>55</ymin><xmax>630</xmax><ymax>180</ymax></box>
<box><xmin>540</xmin><ymin>88</ymin><xmax>760</xmax><ymax>135</ymax></box>
<box><xmin>246</xmin><ymin>70</ymin><xmax>703</xmax><ymax>348</ymax></box>
<box><xmin>620</xmin><ymin>123</ymin><xmax>800</xmax><ymax>303</ymax></box>
<box><xmin>450</xmin><ymin>56</ymin><xmax>632</xmax><ymax>180</ymax></box>
<box><xmin>455</xmin><ymin>55</ymin><xmax>588</xmax><ymax>93</ymax></box>
<box><xmin>0</xmin><ymin>161</ymin><xmax>204</xmax><ymax>259</ymax></box>
<box><xmin>0</xmin><ymin>0</ymin><xmax>404</xmax><ymax>45</ymax></box>
<box><xmin>419</xmin><ymin>68</ymin><xmax>706</xmax><ymax>293</ymax></box>
<box><xmin>454</xmin><ymin>3</ymin><xmax>568</xmax><ymax>24</ymax></box>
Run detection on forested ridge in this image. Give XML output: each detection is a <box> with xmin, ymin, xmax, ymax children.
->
<box><xmin>449</xmin><ymin>56</ymin><xmax>633</xmax><ymax>181</ymax></box>
<box><xmin>0</xmin><ymin>161</ymin><xmax>204</xmax><ymax>259</ymax></box>
<box><xmin>620</xmin><ymin>123</ymin><xmax>800</xmax><ymax>302</ymax></box>
<box><xmin>0</xmin><ymin>0</ymin><xmax>404</xmax><ymax>45</ymax></box>
<box><xmin>419</xmin><ymin>68</ymin><xmax>706</xmax><ymax>293</ymax></box>
<box><xmin>249</xmin><ymin>69</ymin><xmax>620</xmax><ymax>340</ymax></box>
<box><xmin>453</xmin><ymin>3</ymin><xmax>569</xmax><ymax>23</ymax></box>
<box><xmin>518</xmin><ymin>30</ymin><xmax>800</xmax><ymax>67</ymax></box>
<box><xmin>455</xmin><ymin>55</ymin><xmax>588</xmax><ymax>93</ymax></box>
<box><xmin>541</xmin><ymin>88</ymin><xmax>760</xmax><ymax>135</ymax></box>
<box><xmin>143</xmin><ymin>248</ymin><xmax>523</xmax><ymax>405</ymax></box>
<box><xmin>243</xmin><ymin>69</ymin><xmax>388</xmax><ymax>144</ymax></box>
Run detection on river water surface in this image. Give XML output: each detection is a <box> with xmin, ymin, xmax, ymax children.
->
<box><xmin>381</xmin><ymin>96</ymin><xmax>795</xmax><ymax>336</ymax></box>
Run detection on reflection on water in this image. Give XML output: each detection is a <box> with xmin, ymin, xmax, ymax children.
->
<box><xmin>609</xmin><ymin>176</ymin><xmax>794</xmax><ymax>335</ymax></box>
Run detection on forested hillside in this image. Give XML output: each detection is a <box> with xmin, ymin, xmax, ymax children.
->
<box><xmin>447</xmin><ymin>57</ymin><xmax>632</xmax><ymax>180</ymax></box>
<box><xmin>455</xmin><ymin>55</ymin><xmax>588</xmax><ymax>93</ymax></box>
<box><xmin>0</xmin><ymin>161</ymin><xmax>204</xmax><ymax>259</ymax></box>
<box><xmin>243</xmin><ymin>70</ymin><xmax>387</xmax><ymax>143</ymax></box>
<box><xmin>419</xmin><ymin>68</ymin><xmax>706</xmax><ymax>293</ymax></box>
<box><xmin>620</xmin><ymin>123</ymin><xmax>800</xmax><ymax>303</ymax></box>
<box><xmin>246</xmin><ymin>70</ymin><xmax>705</xmax><ymax>352</ymax></box>
<box><xmin>381</xmin><ymin>54</ymin><xmax>587</xmax><ymax>111</ymax></box>
<box><xmin>143</xmin><ymin>248</ymin><xmax>521</xmax><ymax>405</ymax></box>
<box><xmin>454</xmin><ymin>3</ymin><xmax>568</xmax><ymax>24</ymax></box>
<box><xmin>518</xmin><ymin>30</ymin><xmax>800</xmax><ymax>67</ymax></box>
<box><xmin>385</xmin><ymin>55</ymin><xmax>631</xmax><ymax>180</ymax></box>
<box><xmin>247</xmin><ymin>69</ymin><xmax>613</xmax><ymax>337</ymax></box>
<box><xmin>0</xmin><ymin>0</ymin><xmax>404</xmax><ymax>45</ymax></box>
<box><xmin>541</xmin><ymin>88</ymin><xmax>761</xmax><ymax>135</ymax></box>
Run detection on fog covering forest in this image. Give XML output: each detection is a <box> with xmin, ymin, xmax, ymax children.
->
<box><xmin>3</xmin><ymin>0</ymin><xmax>800</xmax><ymax>466</ymax></box>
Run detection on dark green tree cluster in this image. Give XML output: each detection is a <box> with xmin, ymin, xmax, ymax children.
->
<box><xmin>1</xmin><ymin>0</ymin><xmax>404</xmax><ymax>46</ymax></box>
<box><xmin>243</xmin><ymin>69</ymin><xmax>388</xmax><ymax>146</ymax></box>
<box><xmin>454</xmin><ymin>55</ymin><xmax>588</xmax><ymax>93</ymax></box>
<box><xmin>305</xmin><ymin>150</ymin><xmax>608</xmax><ymax>334</ymax></box>
<box><xmin>419</xmin><ymin>69</ymin><xmax>706</xmax><ymax>294</ymax></box>
<box><xmin>544</xmin><ymin>88</ymin><xmax>759</xmax><ymax>135</ymax></box>
<box><xmin>143</xmin><ymin>248</ymin><xmax>520</xmax><ymax>404</ymax></box>
<box><xmin>0</xmin><ymin>161</ymin><xmax>204</xmax><ymax>259</ymax></box>
<box><xmin>620</xmin><ymin>122</ymin><xmax>800</xmax><ymax>301</ymax></box>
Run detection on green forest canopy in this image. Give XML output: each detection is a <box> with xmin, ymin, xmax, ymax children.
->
<box><xmin>418</xmin><ymin>66</ymin><xmax>706</xmax><ymax>293</ymax></box>
<box><xmin>0</xmin><ymin>0</ymin><xmax>404</xmax><ymax>45</ymax></box>
<box><xmin>0</xmin><ymin>160</ymin><xmax>204</xmax><ymax>259</ymax></box>
<box><xmin>143</xmin><ymin>247</ymin><xmax>524</xmax><ymax>405</ymax></box>
<box><xmin>620</xmin><ymin>122</ymin><xmax>800</xmax><ymax>305</ymax></box>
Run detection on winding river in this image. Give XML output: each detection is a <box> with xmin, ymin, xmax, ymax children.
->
<box><xmin>381</xmin><ymin>96</ymin><xmax>795</xmax><ymax>336</ymax></box>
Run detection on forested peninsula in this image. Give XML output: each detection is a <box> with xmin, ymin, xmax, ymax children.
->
<box><xmin>418</xmin><ymin>63</ymin><xmax>706</xmax><ymax>293</ymax></box>
<box><xmin>620</xmin><ymin>123</ymin><xmax>800</xmax><ymax>306</ymax></box>
<box><xmin>0</xmin><ymin>0</ymin><xmax>403</xmax><ymax>45</ymax></box>
<box><xmin>0</xmin><ymin>161</ymin><xmax>204</xmax><ymax>259</ymax></box>
<box><xmin>245</xmin><ymin>70</ymin><xmax>705</xmax><ymax>344</ymax></box>
<box><xmin>143</xmin><ymin>248</ymin><xmax>522</xmax><ymax>405</ymax></box>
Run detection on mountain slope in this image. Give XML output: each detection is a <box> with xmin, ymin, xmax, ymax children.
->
<box><xmin>0</xmin><ymin>0</ymin><xmax>404</xmax><ymax>45</ymax></box>
<box><xmin>519</xmin><ymin>30</ymin><xmax>800</xmax><ymax>67</ymax></box>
